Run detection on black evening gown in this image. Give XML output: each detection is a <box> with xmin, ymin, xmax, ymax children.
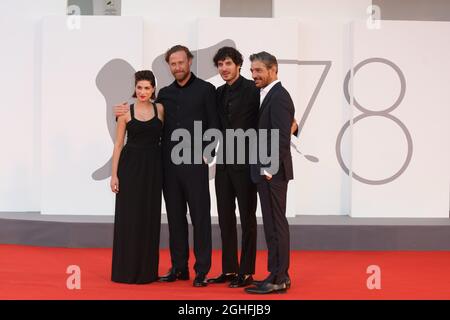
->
<box><xmin>112</xmin><ymin>103</ymin><xmax>163</xmax><ymax>284</ymax></box>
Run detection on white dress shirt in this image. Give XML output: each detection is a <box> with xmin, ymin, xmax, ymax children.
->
<box><xmin>260</xmin><ymin>79</ymin><xmax>280</xmax><ymax>106</ymax></box>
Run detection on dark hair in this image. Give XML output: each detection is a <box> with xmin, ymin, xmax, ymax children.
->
<box><xmin>132</xmin><ymin>70</ymin><xmax>156</xmax><ymax>100</ymax></box>
<box><xmin>164</xmin><ymin>45</ymin><xmax>194</xmax><ymax>63</ymax></box>
<box><xmin>249</xmin><ymin>51</ymin><xmax>278</xmax><ymax>73</ymax></box>
<box><xmin>213</xmin><ymin>46</ymin><xmax>243</xmax><ymax>69</ymax></box>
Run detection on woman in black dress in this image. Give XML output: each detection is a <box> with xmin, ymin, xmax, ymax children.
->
<box><xmin>110</xmin><ymin>70</ymin><xmax>164</xmax><ymax>284</ymax></box>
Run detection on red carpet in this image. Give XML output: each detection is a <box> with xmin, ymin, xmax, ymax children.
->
<box><xmin>0</xmin><ymin>244</ymin><xmax>449</xmax><ymax>300</ymax></box>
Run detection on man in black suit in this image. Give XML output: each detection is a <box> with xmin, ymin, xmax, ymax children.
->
<box><xmin>245</xmin><ymin>52</ymin><xmax>295</xmax><ymax>294</ymax></box>
<box><xmin>207</xmin><ymin>47</ymin><xmax>259</xmax><ymax>288</ymax></box>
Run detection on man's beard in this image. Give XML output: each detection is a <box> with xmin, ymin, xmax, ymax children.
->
<box><xmin>175</xmin><ymin>71</ymin><xmax>189</xmax><ymax>81</ymax></box>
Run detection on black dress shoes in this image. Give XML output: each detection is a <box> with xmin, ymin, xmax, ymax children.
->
<box><xmin>193</xmin><ymin>273</ymin><xmax>208</xmax><ymax>287</ymax></box>
<box><xmin>253</xmin><ymin>277</ymin><xmax>291</xmax><ymax>289</ymax></box>
<box><xmin>207</xmin><ymin>273</ymin><xmax>236</xmax><ymax>284</ymax></box>
<box><xmin>244</xmin><ymin>282</ymin><xmax>287</xmax><ymax>294</ymax></box>
<box><xmin>158</xmin><ymin>268</ymin><xmax>190</xmax><ymax>282</ymax></box>
<box><xmin>229</xmin><ymin>274</ymin><xmax>253</xmax><ymax>288</ymax></box>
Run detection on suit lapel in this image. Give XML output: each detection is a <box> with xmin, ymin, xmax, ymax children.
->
<box><xmin>258</xmin><ymin>82</ymin><xmax>282</xmax><ymax>121</ymax></box>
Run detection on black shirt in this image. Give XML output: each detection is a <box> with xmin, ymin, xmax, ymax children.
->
<box><xmin>216</xmin><ymin>75</ymin><xmax>260</xmax><ymax>170</ymax></box>
<box><xmin>156</xmin><ymin>73</ymin><xmax>219</xmax><ymax>164</ymax></box>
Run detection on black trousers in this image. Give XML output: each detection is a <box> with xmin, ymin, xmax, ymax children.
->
<box><xmin>163</xmin><ymin>163</ymin><xmax>212</xmax><ymax>274</ymax></box>
<box><xmin>215</xmin><ymin>167</ymin><xmax>257</xmax><ymax>275</ymax></box>
<box><xmin>256</xmin><ymin>178</ymin><xmax>290</xmax><ymax>283</ymax></box>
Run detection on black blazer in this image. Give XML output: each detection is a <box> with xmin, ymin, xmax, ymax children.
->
<box><xmin>250</xmin><ymin>82</ymin><xmax>295</xmax><ymax>183</ymax></box>
<box><xmin>216</xmin><ymin>76</ymin><xmax>259</xmax><ymax>171</ymax></box>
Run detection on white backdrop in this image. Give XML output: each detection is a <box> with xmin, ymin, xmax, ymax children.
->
<box><xmin>40</xmin><ymin>16</ymin><xmax>143</xmax><ymax>214</ymax></box>
<box><xmin>0</xmin><ymin>0</ymin><xmax>66</xmax><ymax>211</ymax></box>
<box><xmin>293</xmin><ymin>21</ymin><xmax>353</xmax><ymax>215</ymax></box>
<box><xmin>348</xmin><ymin>21</ymin><xmax>450</xmax><ymax>217</ymax></box>
<box><xmin>0</xmin><ymin>4</ymin><xmax>449</xmax><ymax>217</ymax></box>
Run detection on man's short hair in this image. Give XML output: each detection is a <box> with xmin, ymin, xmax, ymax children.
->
<box><xmin>165</xmin><ymin>45</ymin><xmax>194</xmax><ymax>63</ymax></box>
<box><xmin>213</xmin><ymin>46</ymin><xmax>243</xmax><ymax>68</ymax></box>
<box><xmin>249</xmin><ymin>51</ymin><xmax>278</xmax><ymax>73</ymax></box>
